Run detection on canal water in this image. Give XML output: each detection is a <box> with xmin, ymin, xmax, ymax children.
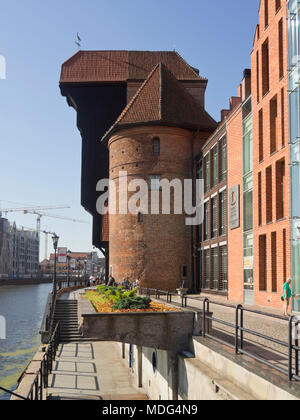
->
<box><xmin>0</xmin><ymin>283</ymin><xmax>51</xmax><ymax>400</ymax></box>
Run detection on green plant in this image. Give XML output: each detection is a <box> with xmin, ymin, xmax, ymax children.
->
<box><xmin>111</xmin><ymin>296</ymin><xmax>151</xmax><ymax>310</ymax></box>
<box><xmin>97</xmin><ymin>285</ymin><xmax>138</xmax><ymax>304</ymax></box>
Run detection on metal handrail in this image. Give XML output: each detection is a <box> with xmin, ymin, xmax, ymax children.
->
<box><xmin>139</xmin><ymin>286</ymin><xmax>300</xmax><ymax>382</ymax></box>
<box><xmin>0</xmin><ymin>386</ymin><xmax>28</xmax><ymax>401</ymax></box>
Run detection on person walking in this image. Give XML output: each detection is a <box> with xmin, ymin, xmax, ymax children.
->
<box><xmin>283</xmin><ymin>278</ymin><xmax>292</xmax><ymax>317</ymax></box>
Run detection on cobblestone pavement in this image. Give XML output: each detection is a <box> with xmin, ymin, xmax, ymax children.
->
<box><xmin>158</xmin><ymin>294</ymin><xmax>300</xmax><ymax>377</ymax></box>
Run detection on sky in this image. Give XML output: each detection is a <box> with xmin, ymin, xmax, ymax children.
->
<box><xmin>0</xmin><ymin>0</ymin><xmax>259</xmax><ymax>260</ymax></box>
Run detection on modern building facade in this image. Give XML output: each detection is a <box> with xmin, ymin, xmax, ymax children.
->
<box><xmin>0</xmin><ymin>217</ymin><xmax>39</xmax><ymax>277</ymax></box>
<box><xmin>288</xmin><ymin>0</ymin><xmax>300</xmax><ymax>311</ymax></box>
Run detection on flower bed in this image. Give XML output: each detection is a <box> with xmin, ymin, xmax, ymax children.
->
<box><xmin>85</xmin><ymin>290</ymin><xmax>181</xmax><ymax>313</ymax></box>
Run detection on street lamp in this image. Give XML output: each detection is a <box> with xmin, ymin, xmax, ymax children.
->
<box><xmin>52</xmin><ymin>234</ymin><xmax>59</xmax><ymax>296</ymax></box>
<box><xmin>67</xmin><ymin>250</ymin><xmax>71</xmax><ymax>287</ymax></box>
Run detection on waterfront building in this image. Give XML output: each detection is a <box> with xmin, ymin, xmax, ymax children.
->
<box><xmin>0</xmin><ymin>217</ymin><xmax>39</xmax><ymax>277</ymax></box>
<box><xmin>0</xmin><ymin>217</ymin><xmax>13</xmax><ymax>276</ymax></box>
<box><xmin>60</xmin><ymin>1</ymin><xmax>299</xmax><ymax>309</ymax></box>
<box><xmin>40</xmin><ymin>251</ymin><xmax>103</xmax><ymax>278</ymax></box>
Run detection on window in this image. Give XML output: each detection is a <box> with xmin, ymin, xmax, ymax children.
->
<box><xmin>281</xmin><ymin>88</ymin><xmax>285</xmax><ymax>147</ymax></box>
<box><xmin>243</xmin><ymin>117</ymin><xmax>253</xmax><ymax>175</ymax></box>
<box><xmin>204</xmin><ymin>249</ymin><xmax>210</xmax><ymax>289</ymax></box>
<box><xmin>271</xmin><ymin>232</ymin><xmax>277</xmax><ymax>292</ymax></box>
<box><xmin>278</xmin><ymin>19</ymin><xmax>284</xmax><ymax>79</ymax></box>
<box><xmin>276</xmin><ymin>0</ymin><xmax>281</xmax><ymax>13</ymax></box>
<box><xmin>262</xmin><ymin>39</ymin><xmax>270</xmax><ymax>96</ymax></box>
<box><xmin>256</xmin><ymin>51</ymin><xmax>260</xmax><ymax>103</ymax></box>
<box><xmin>259</xmin><ymin>109</ymin><xmax>264</xmax><ymax>162</ymax></box>
<box><xmin>270</xmin><ymin>95</ymin><xmax>278</xmax><ymax>155</ymax></box>
<box><xmin>150</xmin><ymin>175</ymin><xmax>161</xmax><ymax>191</ymax></box>
<box><xmin>259</xmin><ymin>235</ymin><xmax>267</xmax><ymax>291</ymax></box>
<box><xmin>211</xmin><ymin>197</ymin><xmax>217</xmax><ymax>238</ymax></box>
<box><xmin>266</xmin><ymin>166</ymin><xmax>273</xmax><ymax>223</ymax></box>
<box><xmin>276</xmin><ymin>159</ymin><xmax>285</xmax><ymax>220</ymax></box>
<box><xmin>211</xmin><ymin>146</ymin><xmax>218</xmax><ymax>188</ymax></box>
<box><xmin>204</xmin><ymin>202</ymin><xmax>209</xmax><ymax>241</ymax></box>
<box><xmin>219</xmin><ymin>190</ymin><xmax>227</xmax><ymax>236</ymax></box>
<box><xmin>258</xmin><ymin>172</ymin><xmax>262</xmax><ymax>226</ymax></box>
<box><xmin>153</xmin><ymin>138</ymin><xmax>160</xmax><ymax>156</ymax></box>
<box><xmin>220</xmin><ymin>245</ymin><xmax>228</xmax><ymax>291</ymax></box>
<box><xmin>244</xmin><ymin>190</ymin><xmax>253</xmax><ymax>232</ymax></box>
<box><xmin>138</xmin><ymin>212</ymin><xmax>144</xmax><ymax>223</ymax></box>
<box><xmin>219</xmin><ymin>136</ymin><xmax>227</xmax><ymax>182</ymax></box>
<box><xmin>211</xmin><ymin>247</ymin><xmax>218</xmax><ymax>290</ymax></box>
<box><xmin>204</xmin><ymin>155</ymin><xmax>210</xmax><ymax>193</ymax></box>
<box><xmin>181</xmin><ymin>265</ymin><xmax>188</xmax><ymax>279</ymax></box>
<box><xmin>265</xmin><ymin>0</ymin><xmax>269</xmax><ymax>28</ymax></box>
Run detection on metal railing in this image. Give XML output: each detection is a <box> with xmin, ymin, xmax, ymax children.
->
<box><xmin>0</xmin><ymin>322</ymin><xmax>60</xmax><ymax>401</ymax></box>
<box><xmin>139</xmin><ymin>287</ymin><xmax>300</xmax><ymax>382</ymax></box>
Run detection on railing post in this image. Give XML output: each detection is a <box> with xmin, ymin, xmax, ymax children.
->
<box><xmin>202</xmin><ymin>298</ymin><xmax>209</xmax><ymax>337</ymax></box>
<box><xmin>296</xmin><ymin>319</ymin><xmax>299</xmax><ymax>378</ymax></box>
<box><xmin>288</xmin><ymin>316</ymin><xmax>293</xmax><ymax>381</ymax></box>
<box><xmin>235</xmin><ymin>304</ymin><xmax>243</xmax><ymax>355</ymax></box>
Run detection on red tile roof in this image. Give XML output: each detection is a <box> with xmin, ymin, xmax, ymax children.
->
<box><xmin>60</xmin><ymin>51</ymin><xmax>206</xmax><ymax>83</ymax></box>
<box><xmin>102</xmin><ymin>63</ymin><xmax>217</xmax><ymax>142</ymax></box>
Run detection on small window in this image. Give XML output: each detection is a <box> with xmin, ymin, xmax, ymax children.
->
<box><xmin>150</xmin><ymin>175</ymin><xmax>161</xmax><ymax>191</ymax></box>
<box><xmin>138</xmin><ymin>212</ymin><xmax>144</xmax><ymax>223</ymax></box>
<box><xmin>153</xmin><ymin>138</ymin><xmax>160</xmax><ymax>156</ymax></box>
<box><xmin>181</xmin><ymin>265</ymin><xmax>188</xmax><ymax>279</ymax></box>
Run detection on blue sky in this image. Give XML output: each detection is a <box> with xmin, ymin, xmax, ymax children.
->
<box><xmin>0</xmin><ymin>0</ymin><xmax>259</xmax><ymax>259</ymax></box>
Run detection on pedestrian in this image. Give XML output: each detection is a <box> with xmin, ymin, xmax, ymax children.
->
<box><xmin>282</xmin><ymin>278</ymin><xmax>292</xmax><ymax>317</ymax></box>
<box><xmin>108</xmin><ymin>275</ymin><xmax>115</xmax><ymax>287</ymax></box>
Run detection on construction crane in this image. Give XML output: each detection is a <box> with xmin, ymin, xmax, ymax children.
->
<box><xmin>0</xmin><ymin>205</ymin><xmax>70</xmax><ymax>234</ymax></box>
<box><xmin>0</xmin><ymin>206</ymin><xmax>90</xmax><ymax>260</ymax></box>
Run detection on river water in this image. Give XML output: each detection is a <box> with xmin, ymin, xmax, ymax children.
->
<box><xmin>0</xmin><ymin>283</ymin><xmax>51</xmax><ymax>400</ymax></box>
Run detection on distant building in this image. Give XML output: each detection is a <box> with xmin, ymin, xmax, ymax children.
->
<box><xmin>0</xmin><ymin>218</ymin><xmax>13</xmax><ymax>276</ymax></box>
<box><xmin>40</xmin><ymin>251</ymin><xmax>104</xmax><ymax>278</ymax></box>
<box><xmin>11</xmin><ymin>224</ymin><xmax>39</xmax><ymax>277</ymax></box>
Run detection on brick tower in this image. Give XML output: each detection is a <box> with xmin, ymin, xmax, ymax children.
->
<box><xmin>102</xmin><ymin>63</ymin><xmax>216</xmax><ymax>291</ymax></box>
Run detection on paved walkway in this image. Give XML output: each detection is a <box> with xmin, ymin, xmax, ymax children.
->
<box><xmin>158</xmin><ymin>293</ymin><xmax>299</xmax><ymax>375</ymax></box>
<box><xmin>47</xmin><ymin>341</ymin><xmax>148</xmax><ymax>400</ymax></box>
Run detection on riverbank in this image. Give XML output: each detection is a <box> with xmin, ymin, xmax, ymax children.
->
<box><xmin>0</xmin><ymin>278</ymin><xmax>52</xmax><ymax>287</ymax></box>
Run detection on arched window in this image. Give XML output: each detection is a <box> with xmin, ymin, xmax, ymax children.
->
<box><xmin>153</xmin><ymin>138</ymin><xmax>160</xmax><ymax>156</ymax></box>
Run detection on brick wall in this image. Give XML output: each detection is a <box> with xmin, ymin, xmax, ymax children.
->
<box><xmin>251</xmin><ymin>0</ymin><xmax>290</xmax><ymax>309</ymax></box>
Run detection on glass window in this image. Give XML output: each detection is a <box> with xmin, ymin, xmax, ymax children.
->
<box><xmin>219</xmin><ymin>136</ymin><xmax>227</xmax><ymax>182</ymax></box>
<box><xmin>204</xmin><ymin>249</ymin><xmax>210</xmax><ymax>289</ymax></box>
<box><xmin>244</xmin><ymin>190</ymin><xmax>253</xmax><ymax>232</ymax></box>
<box><xmin>153</xmin><ymin>138</ymin><xmax>160</xmax><ymax>156</ymax></box>
<box><xmin>243</xmin><ymin>117</ymin><xmax>253</xmax><ymax>176</ymax></box>
<box><xmin>204</xmin><ymin>155</ymin><xmax>210</xmax><ymax>193</ymax></box>
<box><xmin>211</xmin><ymin>197</ymin><xmax>217</xmax><ymax>238</ymax></box>
<box><xmin>212</xmin><ymin>248</ymin><xmax>218</xmax><ymax>290</ymax></box>
<box><xmin>219</xmin><ymin>190</ymin><xmax>227</xmax><ymax>236</ymax></box>
<box><xmin>211</xmin><ymin>146</ymin><xmax>218</xmax><ymax>188</ymax></box>
<box><xmin>220</xmin><ymin>246</ymin><xmax>228</xmax><ymax>291</ymax></box>
<box><xmin>204</xmin><ymin>202</ymin><xmax>209</xmax><ymax>241</ymax></box>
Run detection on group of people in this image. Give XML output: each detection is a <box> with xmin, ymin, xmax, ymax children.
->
<box><xmin>97</xmin><ymin>275</ymin><xmax>140</xmax><ymax>290</ymax></box>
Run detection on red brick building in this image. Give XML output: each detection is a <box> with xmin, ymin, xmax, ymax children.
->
<box><xmin>60</xmin><ymin>1</ymin><xmax>299</xmax><ymax>309</ymax></box>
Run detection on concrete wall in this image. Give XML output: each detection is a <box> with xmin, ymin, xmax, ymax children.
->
<box><xmin>118</xmin><ymin>337</ymin><xmax>300</xmax><ymax>401</ymax></box>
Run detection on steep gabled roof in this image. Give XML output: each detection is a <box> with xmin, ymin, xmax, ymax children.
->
<box><xmin>60</xmin><ymin>50</ymin><xmax>206</xmax><ymax>84</ymax></box>
<box><xmin>101</xmin><ymin>63</ymin><xmax>217</xmax><ymax>142</ymax></box>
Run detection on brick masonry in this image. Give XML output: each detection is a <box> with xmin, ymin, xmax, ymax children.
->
<box><xmin>251</xmin><ymin>0</ymin><xmax>290</xmax><ymax>309</ymax></box>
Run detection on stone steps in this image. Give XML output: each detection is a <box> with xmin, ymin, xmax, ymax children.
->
<box><xmin>54</xmin><ymin>300</ymin><xmax>82</xmax><ymax>343</ymax></box>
